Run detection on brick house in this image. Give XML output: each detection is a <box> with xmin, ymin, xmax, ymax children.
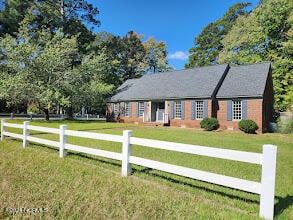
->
<box><xmin>106</xmin><ymin>62</ymin><xmax>274</xmax><ymax>133</ymax></box>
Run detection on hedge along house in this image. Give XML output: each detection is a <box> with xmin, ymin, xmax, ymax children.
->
<box><xmin>106</xmin><ymin>62</ymin><xmax>273</xmax><ymax>133</ymax></box>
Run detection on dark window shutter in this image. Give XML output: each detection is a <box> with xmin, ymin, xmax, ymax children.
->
<box><xmin>203</xmin><ymin>100</ymin><xmax>208</xmax><ymax>118</ymax></box>
<box><xmin>191</xmin><ymin>100</ymin><xmax>195</xmax><ymax>120</ymax></box>
<box><xmin>227</xmin><ymin>100</ymin><xmax>232</xmax><ymax>121</ymax></box>
<box><xmin>242</xmin><ymin>100</ymin><xmax>247</xmax><ymax>119</ymax></box>
<box><xmin>181</xmin><ymin>101</ymin><xmax>185</xmax><ymax>120</ymax></box>
<box><xmin>129</xmin><ymin>102</ymin><xmax>132</xmax><ymax>117</ymax></box>
<box><xmin>170</xmin><ymin>101</ymin><xmax>174</xmax><ymax>119</ymax></box>
<box><xmin>136</xmin><ymin>102</ymin><xmax>139</xmax><ymax>117</ymax></box>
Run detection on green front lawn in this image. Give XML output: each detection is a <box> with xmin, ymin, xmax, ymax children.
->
<box><xmin>1</xmin><ymin>120</ymin><xmax>292</xmax><ymax>219</ymax></box>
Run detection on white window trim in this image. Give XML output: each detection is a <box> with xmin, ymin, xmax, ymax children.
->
<box><xmin>232</xmin><ymin>100</ymin><xmax>242</xmax><ymax>121</ymax></box>
<box><xmin>195</xmin><ymin>101</ymin><xmax>204</xmax><ymax>120</ymax></box>
<box><xmin>138</xmin><ymin>102</ymin><xmax>144</xmax><ymax>118</ymax></box>
<box><xmin>125</xmin><ymin>102</ymin><xmax>130</xmax><ymax>117</ymax></box>
<box><xmin>114</xmin><ymin>103</ymin><xmax>119</xmax><ymax>116</ymax></box>
<box><xmin>174</xmin><ymin>101</ymin><xmax>182</xmax><ymax>119</ymax></box>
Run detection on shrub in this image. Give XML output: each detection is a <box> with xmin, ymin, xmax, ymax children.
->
<box><xmin>238</xmin><ymin>119</ymin><xmax>259</xmax><ymax>134</ymax></box>
<box><xmin>283</xmin><ymin>118</ymin><xmax>293</xmax><ymax>133</ymax></box>
<box><xmin>27</xmin><ymin>103</ymin><xmax>39</xmax><ymax>114</ymax></box>
<box><xmin>278</xmin><ymin>116</ymin><xmax>293</xmax><ymax>134</ymax></box>
<box><xmin>200</xmin><ymin>117</ymin><xmax>219</xmax><ymax>131</ymax></box>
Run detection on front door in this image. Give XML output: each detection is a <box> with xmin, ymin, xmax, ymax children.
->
<box><xmin>151</xmin><ymin>102</ymin><xmax>165</xmax><ymax>122</ymax></box>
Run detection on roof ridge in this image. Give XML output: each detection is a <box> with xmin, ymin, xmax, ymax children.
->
<box><xmin>229</xmin><ymin>61</ymin><xmax>271</xmax><ymax>67</ymax></box>
<box><xmin>141</xmin><ymin>63</ymin><xmax>229</xmax><ymax>78</ymax></box>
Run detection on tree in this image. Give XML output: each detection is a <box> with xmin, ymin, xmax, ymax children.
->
<box><xmin>185</xmin><ymin>2</ymin><xmax>251</xmax><ymax>68</ymax></box>
<box><xmin>140</xmin><ymin>37</ymin><xmax>172</xmax><ymax>74</ymax></box>
<box><xmin>25</xmin><ymin>0</ymin><xmax>100</xmax><ymax>31</ymax></box>
<box><xmin>90</xmin><ymin>32</ymin><xmax>123</xmax><ymax>86</ymax></box>
<box><xmin>91</xmin><ymin>32</ymin><xmax>172</xmax><ymax>86</ymax></box>
<box><xmin>90</xmin><ymin>31</ymin><xmax>146</xmax><ymax>84</ymax></box>
<box><xmin>68</xmin><ymin>51</ymin><xmax>114</xmax><ymax>114</ymax></box>
<box><xmin>217</xmin><ymin>12</ymin><xmax>266</xmax><ymax>65</ymax></box>
<box><xmin>219</xmin><ymin>0</ymin><xmax>292</xmax><ymax>110</ymax></box>
<box><xmin>0</xmin><ymin>25</ymin><xmax>40</xmax><ymax>110</ymax></box>
<box><xmin>118</xmin><ymin>31</ymin><xmax>146</xmax><ymax>81</ymax></box>
<box><xmin>0</xmin><ymin>0</ymin><xmax>99</xmax><ymax>53</ymax></box>
<box><xmin>0</xmin><ymin>25</ymin><xmax>113</xmax><ymax>120</ymax></box>
<box><xmin>0</xmin><ymin>0</ymin><xmax>32</xmax><ymax>37</ymax></box>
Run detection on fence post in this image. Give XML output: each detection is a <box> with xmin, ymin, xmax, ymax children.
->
<box><xmin>1</xmin><ymin>119</ymin><xmax>6</xmax><ymax>141</ymax></box>
<box><xmin>122</xmin><ymin>130</ymin><xmax>133</xmax><ymax>176</ymax></box>
<box><xmin>259</xmin><ymin>144</ymin><xmax>277</xmax><ymax>220</ymax></box>
<box><xmin>23</xmin><ymin>121</ymin><xmax>30</xmax><ymax>148</ymax></box>
<box><xmin>59</xmin><ymin>125</ymin><xmax>67</xmax><ymax>158</ymax></box>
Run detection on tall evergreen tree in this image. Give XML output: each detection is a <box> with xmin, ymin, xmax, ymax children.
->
<box><xmin>0</xmin><ymin>0</ymin><xmax>32</xmax><ymax>37</ymax></box>
<box><xmin>185</xmin><ymin>2</ymin><xmax>251</xmax><ymax>68</ymax></box>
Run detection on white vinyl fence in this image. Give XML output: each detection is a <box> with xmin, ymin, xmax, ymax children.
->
<box><xmin>1</xmin><ymin>119</ymin><xmax>277</xmax><ymax>220</ymax></box>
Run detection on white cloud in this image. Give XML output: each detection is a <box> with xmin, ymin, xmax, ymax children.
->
<box><xmin>168</xmin><ymin>51</ymin><xmax>189</xmax><ymax>60</ymax></box>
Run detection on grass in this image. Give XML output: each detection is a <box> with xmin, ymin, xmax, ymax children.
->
<box><xmin>0</xmin><ymin>119</ymin><xmax>292</xmax><ymax>219</ymax></box>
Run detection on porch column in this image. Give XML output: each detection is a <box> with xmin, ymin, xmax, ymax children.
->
<box><xmin>165</xmin><ymin>101</ymin><xmax>168</xmax><ymax>114</ymax></box>
<box><xmin>149</xmin><ymin>101</ymin><xmax>151</xmax><ymax>122</ymax></box>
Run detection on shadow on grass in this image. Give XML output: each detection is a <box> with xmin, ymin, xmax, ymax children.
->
<box><xmin>67</xmin><ymin>151</ymin><xmax>122</xmax><ymax>169</ymax></box>
<box><xmin>29</xmin><ymin>143</ymin><xmax>122</xmax><ymax>169</ymax></box>
<box><xmin>14</xmin><ymin>140</ymin><xmax>293</xmax><ymax>218</ymax></box>
<box><xmin>132</xmin><ymin>167</ymin><xmax>260</xmax><ymax>204</ymax></box>
<box><xmin>134</xmin><ymin>168</ymin><xmax>293</xmax><ymax>217</ymax></box>
<box><xmin>32</xmin><ymin>119</ymin><xmax>107</xmax><ymax>124</ymax></box>
<box><xmin>274</xmin><ymin>195</ymin><xmax>293</xmax><ymax>217</ymax></box>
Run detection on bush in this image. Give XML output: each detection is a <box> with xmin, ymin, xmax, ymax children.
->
<box><xmin>200</xmin><ymin>117</ymin><xmax>219</xmax><ymax>131</ymax></box>
<box><xmin>283</xmin><ymin>118</ymin><xmax>293</xmax><ymax>133</ymax></box>
<box><xmin>238</xmin><ymin>119</ymin><xmax>259</xmax><ymax>134</ymax></box>
<box><xmin>278</xmin><ymin>116</ymin><xmax>293</xmax><ymax>134</ymax></box>
<box><xmin>27</xmin><ymin>103</ymin><xmax>39</xmax><ymax>114</ymax></box>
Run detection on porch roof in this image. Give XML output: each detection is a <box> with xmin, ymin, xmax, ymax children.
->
<box><xmin>109</xmin><ymin>64</ymin><xmax>229</xmax><ymax>102</ymax></box>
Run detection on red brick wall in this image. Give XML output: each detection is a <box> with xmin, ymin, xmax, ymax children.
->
<box><xmin>108</xmin><ymin>98</ymin><xmax>268</xmax><ymax>133</ymax></box>
<box><xmin>114</xmin><ymin>100</ymin><xmax>213</xmax><ymax>128</ymax></box>
<box><xmin>168</xmin><ymin>100</ymin><xmax>212</xmax><ymax>129</ymax></box>
<box><xmin>217</xmin><ymin>99</ymin><xmax>263</xmax><ymax>133</ymax></box>
<box><xmin>120</xmin><ymin>102</ymin><xmax>144</xmax><ymax>124</ymax></box>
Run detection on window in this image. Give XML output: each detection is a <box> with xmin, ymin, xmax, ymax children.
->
<box><xmin>232</xmin><ymin>100</ymin><xmax>242</xmax><ymax>120</ymax></box>
<box><xmin>174</xmin><ymin>101</ymin><xmax>181</xmax><ymax>119</ymax></box>
<box><xmin>195</xmin><ymin>101</ymin><xmax>203</xmax><ymax>119</ymax></box>
<box><xmin>138</xmin><ymin>102</ymin><xmax>144</xmax><ymax>117</ymax></box>
<box><xmin>125</xmin><ymin>102</ymin><xmax>130</xmax><ymax>117</ymax></box>
<box><xmin>114</xmin><ymin>103</ymin><xmax>119</xmax><ymax>116</ymax></box>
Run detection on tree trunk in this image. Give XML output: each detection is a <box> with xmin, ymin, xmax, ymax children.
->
<box><xmin>59</xmin><ymin>0</ymin><xmax>65</xmax><ymax>32</ymax></box>
<box><xmin>67</xmin><ymin>106</ymin><xmax>74</xmax><ymax>120</ymax></box>
<box><xmin>44</xmin><ymin>109</ymin><xmax>50</xmax><ymax>121</ymax></box>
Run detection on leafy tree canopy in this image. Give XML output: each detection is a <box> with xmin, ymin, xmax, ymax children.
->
<box><xmin>185</xmin><ymin>2</ymin><xmax>251</xmax><ymax>68</ymax></box>
<box><xmin>219</xmin><ymin>0</ymin><xmax>292</xmax><ymax>110</ymax></box>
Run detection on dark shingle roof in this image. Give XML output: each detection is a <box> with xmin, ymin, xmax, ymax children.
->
<box><xmin>109</xmin><ymin>62</ymin><xmax>271</xmax><ymax>102</ymax></box>
<box><xmin>109</xmin><ymin>64</ymin><xmax>229</xmax><ymax>102</ymax></box>
<box><xmin>216</xmin><ymin>62</ymin><xmax>271</xmax><ymax>98</ymax></box>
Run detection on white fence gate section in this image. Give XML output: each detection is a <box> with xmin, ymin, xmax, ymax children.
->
<box><xmin>1</xmin><ymin>119</ymin><xmax>277</xmax><ymax>220</ymax></box>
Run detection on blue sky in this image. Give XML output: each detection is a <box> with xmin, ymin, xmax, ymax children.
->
<box><xmin>89</xmin><ymin>0</ymin><xmax>259</xmax><ymax>70</ymax></box>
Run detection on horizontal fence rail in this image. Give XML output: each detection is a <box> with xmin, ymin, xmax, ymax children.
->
<box><xmin>27</xmin><ymin>125</ymin><xmax>60</xmax><ymax>134</ymax></box>
<box><xmin>0</xmin><ymin>119</ymin><xmax>277</xmax><ymax>220</ymax></box>
<box><xmin>129</xmin><ymin>156</ymin><xmax>261</xmax><ymax>194</ymax></box>
<box><xmin>130</xmin><ymin>137</ymin><xmax>262</xmax><ymax>164</ymax></box>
